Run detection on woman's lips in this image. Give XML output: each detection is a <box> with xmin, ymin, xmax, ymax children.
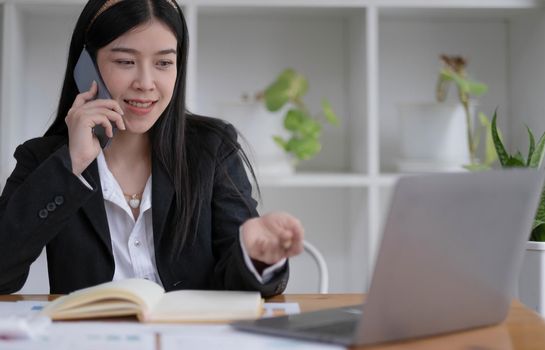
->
<box><xmin>124</xmin><ymin>99</ymin><xmax>157</xmax><ymax>116</ymax></box>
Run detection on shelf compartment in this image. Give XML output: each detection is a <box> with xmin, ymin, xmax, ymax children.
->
<box><xmin>258</xmin><ymin>187</ymin><xmax>369</xmax><ymax>293</ymax></box>
<box><xmin>376</xmin><ymin>7</ymin><xmax>531</xmax><ymax>173</ymax></box>
<box><xmin>195</xmin><ymin>6</ymin><xmax>368</xmax><ymax>174</ymax></box>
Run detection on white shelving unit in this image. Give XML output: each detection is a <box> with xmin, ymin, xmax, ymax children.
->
<box><xmin>1</xmin><ymin>0</ymin><xmax>545</xmax><ymax>294</ymax></box>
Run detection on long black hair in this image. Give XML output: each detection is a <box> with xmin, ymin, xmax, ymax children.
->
<box><xmin>45</xmin><ymin>0</ymin><xmax>258</xmax><ymax>259</ymax></box>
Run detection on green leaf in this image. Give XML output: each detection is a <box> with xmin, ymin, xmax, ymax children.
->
<box><xmin>465</xmin><ymin>81</ymin><xmax>488</xmax><ymax>96</ymax></box>
<box><xmin>322</xmin><ymin>99</ymin><xmax>340</xmax><ymax>126</ymax></box>
<box><xmin>283</xmin><ymin>109</ymin><xmax>321</xmax><ymax>138</ymax></box>
<box><xmin>283</xmin><ymin>109</ymin><xmax>305</xmax><ymax>131</ymax></box>
<box><xmin>491</xmin><ymin>112</ymin><xmax>510</xmax><ymax>167</ymax></box>
<box><xmin>264</xmin><ymin>79</ymin><xmax>291</xmax><ymax>111</ymax></box>
<box><xmin>532</xmin><ymin>220</ymin><xmax>545</xmax><ymax>232</ymax></box>
<box><xmin>442</xmin><ymin>70</ymin><xmax>470</xmax><ymax>94</ymax></box>
<box><xmin>439</xmin><ymin>69</ymin><xmax>455</xmax><ymax>82</ymax></box>
<box><xmin>505</xmin><ymin>155</ymin><xmax>526</xmax><ymax>168</ymax></box>
<box><xmin>272</xmin><ymin>136</ymin><xmax>288</xmax><ymax>151</ymax></box>
<box><xmin>439</xmin><ymin>69</ymin><xmax>487</xmax><ymax>97</ymax></box>
<box><xmin>533</xmin><ymin>188</ymin><xmax>545</xmax><ymax>233</ymax></box>
<box><xmin>478</xmin><ymin>113</ymin><xmax>497</xmax><ymax>166</ymax></box>
<box><xmin>526</xmin><ymin>125</ymin><xmax>536</xmax><ymax>166</ymax></box>
<box><xmin>262</xmin><ymin>68</ymin><xmax>341</xmax><ymax>162</ymax></box>
<box><xmin>529</xmin><ymin>132</ymin><xmax>545</xmax><ymax>168</ymax></box>
<box><xmin>289</xmin><ymin>72</ymin><xmax>309</xmax><ymax>99</ymax></box>
<box><xmin>513</xmin><ymin>151</ymin><xmax>525</xmax><ymax>165</ymax></box>
<box><xmin>299</xmin><ymin>117</ymin><xmax>322</xmax><ymax>138</ymax></box>
<box><xmin>286</xmin><ymin>137</ymin><xmax>321</xmax><ymax>160</ymax></box>
<box><xmin>276</xmin><ymin>68</ymin><xmax>308</xmax><ymax>99</ymax></box>
<box><xmin>263</xmin><ymin>69</ymin><xmax>309</xmax><ymax>111</ymax></box>
<box><xmin>531</xmin><ymin>222</ymin><xmax>545</xmax><ymax>241</ymax></box>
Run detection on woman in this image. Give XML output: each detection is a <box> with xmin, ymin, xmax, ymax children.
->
<box><xmin>0</xmin><ymin>0</ymin><xmax>304</xmax><ymax>296</ymax></box>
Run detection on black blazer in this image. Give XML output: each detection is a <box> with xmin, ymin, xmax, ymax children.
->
<box><xmin>0</xmin><ymin>117</ymin><xmax>289</xmax><ymax>296</ymax></box>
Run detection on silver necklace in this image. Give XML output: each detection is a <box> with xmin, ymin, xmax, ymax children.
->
<box><xmin>124</xmin><ymin>193</ymin><xmax>141</xmax><ymax>209</ymax></box>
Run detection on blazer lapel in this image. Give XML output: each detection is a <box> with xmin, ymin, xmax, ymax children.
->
<box><xmin>81</xmin><ymin>160</ymin><xmax>112</xmax><ymax>255</ymax></box>
<box><xmin>152</xmin><ymin>157</ymin><xmax>175</xmax><ymax>246</ymax></box>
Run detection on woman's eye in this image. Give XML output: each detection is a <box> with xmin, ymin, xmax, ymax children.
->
<box><xmin>115</xmin><ymin>60</ymin><xmax>134</xmax><ymax>66</ymax></box>
<box><xmin>157</xmin><ymin>60</ymin><xmax>174</xmax><ymax>68</ymax></box>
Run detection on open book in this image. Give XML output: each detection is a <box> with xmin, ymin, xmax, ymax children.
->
<box><xmin>41</xmin><ymin>278</ymin><xmax>263</xmax><ymax>323</ymax></box>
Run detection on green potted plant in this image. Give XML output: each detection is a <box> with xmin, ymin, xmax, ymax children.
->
<box><xmin>397</xmin><ymin>55</ymin><xmax>491</xmax><ymax>172</ymax></box>
<box><xmin>260</xmin><ymin>68</ymin><xmax>340</xmax><ymax>161</ymax></box>
<box><xmin>488</xmin><ymin>113</ymin><xmax>545</xmax><ymax>315</ymax></box>
<box><xmin>218</xmin><ymin>69</ymin><xmax>339</xmax><ymax>175</ymax></box>
<box><xmin>436</xmin><ymin>55</ymin><xmax>489</xmax><ymax>169</ymax></box>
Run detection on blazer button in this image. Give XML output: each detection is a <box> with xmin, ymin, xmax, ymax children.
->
<box><xmin>46</xmin><ymin>202</ymin><xmax>57</xmax><ymax>212</ymax></box>
<box><xmin>54</xmin><ymin>195</ymin><xmax>64</xmax><ymax>205</ymax></box>
<box><xmin>38</xmin><ymin>209</ymin><xmax>48</xmax><ymax>219</ymax></box>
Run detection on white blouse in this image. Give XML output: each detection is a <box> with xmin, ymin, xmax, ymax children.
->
<box><xmin>96</xmin><ymin>152</ymin><xmax>162</xmax><ymax>285</ymax></box>
<box><xmin>78</xmin><ymin>151</ymin><xmax>285</xmax><ymax>286</ymax></box>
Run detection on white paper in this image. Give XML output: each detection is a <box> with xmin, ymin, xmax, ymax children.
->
<box><xmin>0</xmin><ymin>301</ymin><xmax>48</xmax><ymax>318</ymax></box>
<box><xmin>160</xmin><ymin>325</ymin><xmax>346</xmax><ymax>350</ymax></box>
<box><xmin>0</xmin><ymin>301</ymin><xmax>322</xmax><ymax>350</ymax></box>
<box><xmin>0</xmin><ymin>301</ymin><xmax>51</xmax><ymax>340</ymax></box>
<box><xmin>0</xmin><ymin>322</ymin><xmax>155</xmax><ymax>350</ymax></box>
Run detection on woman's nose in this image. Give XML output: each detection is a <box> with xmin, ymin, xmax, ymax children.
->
<box><xmin>132</xmin><ymin>67</ymin><xmax>155</xmax><ymax>91</ymax></box>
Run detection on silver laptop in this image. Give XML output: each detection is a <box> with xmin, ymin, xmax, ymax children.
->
<box><xmin>232</xmin><ymin>169</ymin><xmax>544</xmax><ymax>346</ymax></box>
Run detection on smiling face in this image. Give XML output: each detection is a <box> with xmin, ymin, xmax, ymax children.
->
<box><xmin>96</xmin><ymin>19</ymin><xmax>178</xmax><ymax>134</ymax></box>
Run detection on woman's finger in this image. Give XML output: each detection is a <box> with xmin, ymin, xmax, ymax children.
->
<box><xmin>81</xmin><ymin>107</ymin><xmax>125</xmax><ymax>131</ymax></box>
<box><xmin>277</xmin><ymin>217</ymin><xmax>304</xmax><ymax>250</ymax></box>
<box><xmin>86</xmin><ymin>114</ymin><xmax>116</xmax><ymax>138</ymax></box>
<box><xmin>286</xmin><ymin>239</ymin><xmax>304</xmax><ymax>256</ymax></box>
<box><xmin>71</xmin><ymin>85</ymin><xmax>124</xmax><ymax>118</ymax></box>
<box><xmin>253</xmin><ymin>234</ymin><xmax>285</xmax><ymax>264</ymax></box>
<box><xmin>83</xmin><ymin>98</ymin><xmax>124</xmax><ymax>116</ymax></box>
<box><xmin>242</xmin><ymin>214</ymin><xmax>305</xmax><ymax>264</ymax></box>
<box><xmin>72</xmin><ymin>80</ymin><xmax>98</xmax><ymax>108</ymax></box>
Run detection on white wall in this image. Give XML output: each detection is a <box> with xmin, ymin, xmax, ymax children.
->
<box><xmin>509</xmin><ymin>10</ymin><xmax>545</xmax><ymax>154</ymax></box>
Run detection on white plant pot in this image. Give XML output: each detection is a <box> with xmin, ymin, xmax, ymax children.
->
<box><xmin>518</xmin><ymin>241</ymin><xmax>545</xmax><ymax>317</ymax></box>
<box><xmin>217</xmin><ymin>101</ymin><xmax>294</xmax><ymax>176</ymax></box>
<box><xmin>397</xmin><ymin>102</ymin><xmax>471</xmax><ymax>172</ymax></box>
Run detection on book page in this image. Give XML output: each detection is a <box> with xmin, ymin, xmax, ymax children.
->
<box><xmin>42</xmin><ymin>279</ymin><xmax>165</xmax><ymax>320</ymax></box>
<box><xmin>148</xmin><ymin>290</ymin><xmax>262</xmax><ymax>322</ymax></box>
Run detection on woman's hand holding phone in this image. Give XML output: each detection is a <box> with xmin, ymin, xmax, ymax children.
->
<box><xmin>66</xmin><ymin>81</ymin><xmax>125</xmax><ymax>175</ymax></box>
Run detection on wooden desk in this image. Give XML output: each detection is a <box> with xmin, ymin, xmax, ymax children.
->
<box><xmin>4</xmin><ymin>294</ymin><xmax>545</xmax><ymax>349</ymax></box>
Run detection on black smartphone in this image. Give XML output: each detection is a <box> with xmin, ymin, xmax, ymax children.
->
<box><xmin>73</xmin><ymin>48</ymin><xmax>116</xmax><ymax>149</ymax></box>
